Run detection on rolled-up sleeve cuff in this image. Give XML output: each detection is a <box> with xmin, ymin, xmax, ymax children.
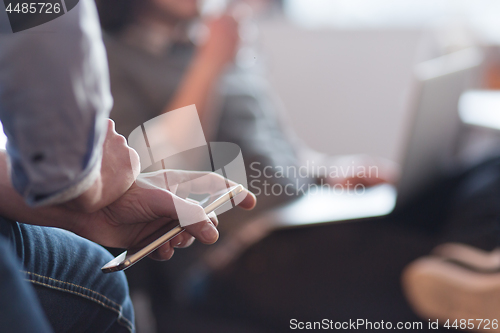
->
<box><xmin>26</xmin><ymin>157</ymin><xmax>101</xmax><ymax>207</ymax></box>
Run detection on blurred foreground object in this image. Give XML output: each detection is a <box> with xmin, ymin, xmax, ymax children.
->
<box><xmin>402</xmin><ymin>243</ymin><xmax>500</xmax><ymax>332</ymax></box>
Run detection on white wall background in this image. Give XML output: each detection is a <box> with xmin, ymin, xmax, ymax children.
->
<box><xmin>258</xmin><ymin>20</ymin><xmax>426</xmax><ymax>162</ymax></box>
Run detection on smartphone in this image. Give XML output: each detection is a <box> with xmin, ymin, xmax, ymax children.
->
<box><xmin>101</xmin><ymin>184</ymin><xmax>244</xmax><ymax>273</ymax></box>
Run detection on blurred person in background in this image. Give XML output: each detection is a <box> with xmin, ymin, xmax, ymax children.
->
<box><xmin>96</xmin><ymin>0</ymin><xmax>393</xmax><ymax>215</ymax></box>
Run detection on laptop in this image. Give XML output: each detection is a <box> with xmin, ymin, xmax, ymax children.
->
<box><xmin>270</xmin><ymin>47</ymin><xmax>483</xmax><ymax>228</ymax></box>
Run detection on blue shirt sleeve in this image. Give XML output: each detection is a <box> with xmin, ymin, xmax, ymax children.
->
<box><xmin>0</xmin><ymin>0</ymin><xmax>112</xmax><ymax>206</ymax></box>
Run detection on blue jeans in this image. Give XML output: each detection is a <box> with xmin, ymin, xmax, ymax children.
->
<box><xmin>0</xmin><ymin>218</ymin><xmax>135</xmax><ymax>333</ymax></box>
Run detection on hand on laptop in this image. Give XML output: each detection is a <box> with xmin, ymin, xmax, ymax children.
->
<box><xmin>323</xmin><ymin>154</ymin><xmax>399</xmax><ymax>188</ymax></box>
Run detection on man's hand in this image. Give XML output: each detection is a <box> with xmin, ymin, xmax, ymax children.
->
<box><xmin>65</xmin><ymin>119</ymin><xmax>256</xmax><ymax>261</ymax></box>
<box><xmin>71</xmin><ymin>172</ymin><xmax>256</xmax><ymax>260</ymax></box>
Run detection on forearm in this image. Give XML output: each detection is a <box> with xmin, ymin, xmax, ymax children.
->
<box><xmin>165</xmin><ymin>15</ymin><xmax>239</xmax><ymax>139</ymax></box>
<box><xmin>166</xmin><ymin>55</ymin><xmax>222</xmax><ymax>122</ymax></box>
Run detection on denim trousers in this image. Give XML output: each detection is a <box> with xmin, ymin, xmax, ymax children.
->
<box><xmin>0</xmin><ymin>218</ymin><xmax>135</xmax><ymax>333</ymax></box>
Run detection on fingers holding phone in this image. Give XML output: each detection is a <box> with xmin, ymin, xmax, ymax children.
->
<box><xmin>101</xmin><ymin>184</ymin><xmax>247</xmax><ymax>273</ymax></box>
<box><xmin>149</xmin><ymin>211</ymin><xmax>218</xmax><ymax>261</ymax></box>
